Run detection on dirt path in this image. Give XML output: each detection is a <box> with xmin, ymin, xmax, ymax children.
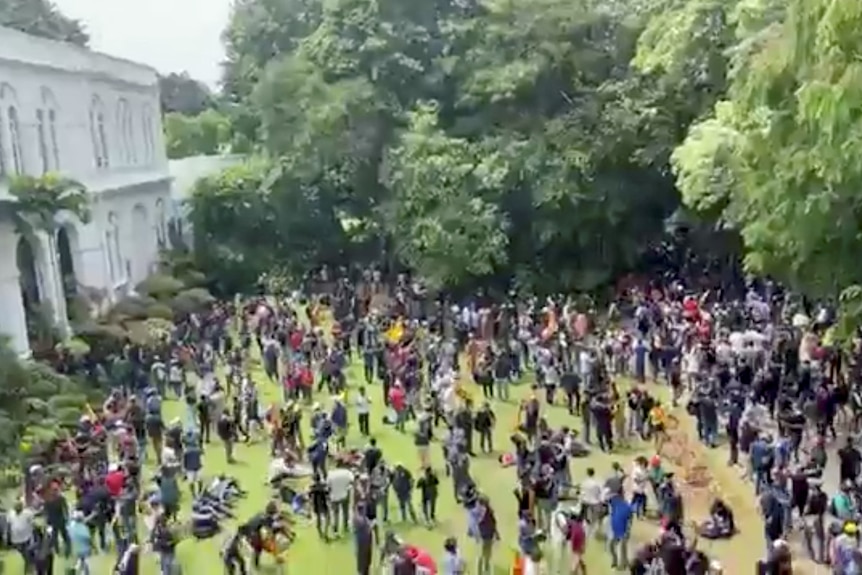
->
<box><xmin>665</xmin><ymin>407</ymin><xmax>823</xmax><ymax>574</ymax></box>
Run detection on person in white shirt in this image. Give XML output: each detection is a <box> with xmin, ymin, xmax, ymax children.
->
<box><xmin>579</xmin><ymin>468</ymin><xmax>602</xmax><ymax>534</ymax></box>
<box><xmin>631</xmin><ymin>457</ymin><xmax>649</xmax><ymax>518</ymax></box>
<box><xmin>327</xmin><ymin>463</ymin><xmax>355</xmax><ymax>534</ymax></box>
<box><xmin>268</xmin><ymin>455</ymin><xmax>291</xmax><ymax>484</ymax></box>
<box><xmin>7</xmin><ymin>501</ymin><xmax>35</xmax><ymax>560</ymax></box>
<box><xmin>355</xmin><ymin>386</ymin><xmax>372</xmax><ymax>436</ymax></box>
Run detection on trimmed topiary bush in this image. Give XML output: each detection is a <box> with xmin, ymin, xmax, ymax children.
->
<box><xmin>109</xmin><ymin>296</ymin><xmax>156</xmax><ymax>321</ymax></box>
<box><xmin>146</xmin><ymin>303</ymin><xmax>174</xmax><ymax>321</ymax></box>
<box><xmin>136</xmin><ymin>274</ymin><xmax>185</xmax><ymax>300</ymax></box>
<box><xmin>171</xmin><ymin>287</ymin><xmax>215</xmax><ymax>316</ymax></box>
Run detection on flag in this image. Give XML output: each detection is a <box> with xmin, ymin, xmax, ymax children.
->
<box><xmin>385</xmin><ymin>318</ymin><xmax>404</xmax><ymax>344</ymax></box>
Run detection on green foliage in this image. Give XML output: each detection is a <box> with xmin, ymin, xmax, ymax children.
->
<box><xmin>109</xmin><ymin>296</ymin><xmax>155</xmax><ymax>321</ymax></box>
<box><xmin>164</xmin><ymin>109</ymin><xmax>231</xmax><ymax>159</ymax></box>
<box><xmin>664</xmin><ymin>0</ymin><xmax>859</xmax><ymax>295</ymax></box>
<box><xmin>0</xmin><ymin>0</ymin><xmax>89</xmax><ymax>46</ymax></box>
<box><xmin>7</xmin><ymin>174</ymin><xmax>91</xmax><ymax>236</ymax></box>
<box><xmin>186</xmin><ymin>158</ymin><xmax>350</xmax><ymax>294</ymax></box>
<box><xmin>0</xmin><ymin>337</ymin><xmax>92</xmax><ymax>467</ymax></box>
<box><xmin>55</xmin><ymin>337</ymin><xmax>90</xmax><ymax>359</ymax></box>
<box><xmin>145</xmin><ymin>303</ymin><xmax>175</xmax><ymax>321</ymax></box>
<box><xmin>136</xmin><ymin>274</ymin><xmax>185</xmax><ymax>300</ymax></box>
<box><xmin>159</xmin><ymin>72</ymin><xmax>214</xmax><ymax>116</ymax></box>
<box><xmin>205</xmin><ymin>0</ymin><xmax>705</xmax><ymax>294</ymax></box>
<box><xmin>74</xmin><ymin>322</ymin><xmax>129</xmax><ymax>359</ymax></box>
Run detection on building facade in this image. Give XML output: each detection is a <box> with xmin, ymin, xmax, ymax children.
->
<box><xmin>0</xmin><ymin>26</ymin><xmax>172</xmax><ymax>356</ymax></box>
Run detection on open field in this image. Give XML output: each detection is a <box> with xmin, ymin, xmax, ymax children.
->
<box><xmin>0</xmin><ymin>348</ymin><xmax>789</xmax><ymax>574</ymax></box>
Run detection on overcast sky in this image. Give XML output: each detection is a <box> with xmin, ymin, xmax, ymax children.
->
<box><xmin>54</xmin><ymin>0</ymin><xmax>231</xmax><ymax>87</ymax></box>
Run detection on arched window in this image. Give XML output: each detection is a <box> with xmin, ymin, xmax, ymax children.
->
<box><xmin>36</xmin><ymin>109</ymin><xmax>49</xmax><ymax>174</ymax></box>
<box><xmin>98</xmin><ymin>111</ymin><xmax>109</xmax><ymax>168</ymax></box>
<box><xmin>8</xmin><ymin>106</ymin><xmax>23</xmax><ymax>174</ymax></box>
<box><xmin>0</xmin><ymin>112</ymin><xmax>6</xmax><ymax>177</ymax></box>
<box><xmin>90</xmin><ymin>96</ymin><xmax>109</xmax><ymax>168</ymax></box>
<box><xmin>141</xmin><ymin>106</ymin><xmax>154</xmax><ymax>163</ymax></box>
<box><xmin>126</xmin><ymin>108</ymin><xmax>137</xmax><ymax>164</ymax></box>
<box><xmin>116</xmin><ymin>99</ymin><xmax>130</xmax><ymax>164</ymax></box>
<box><xmin>106</xmin><ymin>211</ymin><xmax>122</xmax><ymax>281</ymax></box>
<box><xmin>48</xmin><ymin>110</ymin><xmax>59</xmax><ymax>169</ymax></box>
<box><xmin>155</xmin><ymin>198</ymin><xmax>167</xmax><ymax>245</ymax></box>
<box><xmin>41</xmin><ymin>88</ymin><xmax>60</xmax><ymax>171</ymax></box>
<box><xmin>104</xmin><ymin>229</ymin><xmax>115</xmax><ymax>280</ymax></box>
<box><xmin>0</xmin><ymin>83</ymin><xmax>17</xmax><ymax>176</ymax></box>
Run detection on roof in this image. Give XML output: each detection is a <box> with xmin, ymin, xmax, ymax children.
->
<box><xmin>0</xmin><ymin>25</ymin><xmax>158</xmax><ymax>87</ymax></box>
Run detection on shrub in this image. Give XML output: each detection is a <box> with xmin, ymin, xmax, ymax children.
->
<box><xmin>171</xmin><ymin>287</ymin><xmax>215</xmax><ymax>315</ymax></box>
<box><xmin>74</xmin><ymin>322</ymin><xmax>129</xmax><ymax>358</ymax></box>
<box><xmin>55</xmin><ymin>337</ymin><xmax>91</xmax><ymax>359</ymax></box>
<box><xmin>109</xmin><ymin>296</ymin><xmax>156</xmax><ymax>320</ymax></box>
<box><xmin>181</xmin><ymin>270</ymin><xmax>208</xmax><ymax>287</ymax></box>
<box><xmin>146</xmin><ymin>303</ymin><xmax>174</xmax><ymax>321</ymax></box>
<box><xmin>66</xmin><ymin>294</ymin><xmax>93</xmax><ymax>325</ymax></box>
<box><xmin>126</xmin><ymin>318</ymin><xmax>172</xmax><ymax>348</ymax></box>
<box><xmin>136</xmin><ymin>274</ymin><xmax>185</xmax><ymax>300</ymax></box>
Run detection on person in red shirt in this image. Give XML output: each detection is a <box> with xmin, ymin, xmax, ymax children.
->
<box><xmin>388</xmin><ymin>383</ymin><xmax>407</xmax><ymax>432</ymax></box>
<box><xmin>299</xmin><ymin>365</ymin><xmax>313</xmax><ymax>403</ymax></box>
<box><xmin>289</xmin><ymin>330</ymin><xmax>303</xmax><ymax>352</ymax></box>
<box><xmin>105</xmin><ymin>463</ymin><xmax>126</xmax><ymax>498</ymax></box>
<box><xmin>568</xmin><ymin>513</ymin><xmax>587</xmax><ymax>574</ymax></box>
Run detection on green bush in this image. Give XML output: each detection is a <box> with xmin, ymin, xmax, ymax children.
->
<box><xmin>74</xmin><ymin>322</ymin><xmax>129</xmax><ymax>358</ymax></box>
<box><xmin>109</xmin><ymin>296</ymin><xmax>156</xmax><ymax>320</ymax></box>
<box><xmin>55</xmin><ymin>337</ymin><xmax>91</xmax><ymax>359</ymax></box>
<box><xmin>171</xmin><ymin>287</ymin><xmax>215</xmax><ymax>315</ymax></box>
<box><xmin>180</xmin><ymin>270</ymin><xmax>208</xmax><ymax>287</ymax></box>
<box><xmin>146</xmin><ymin>303</ymin><xmax>175</xmax><ymax>321</ymax></box>
<box><xmin>136</xmin><ymin>274</ymin><xmax>185</xmax><ymax>300</ymax></box>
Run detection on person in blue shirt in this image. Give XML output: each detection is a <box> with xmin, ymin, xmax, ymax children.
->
<box><xmin>183</xmin><ymin>431</ymin><xmax>204</xmax><ymax>496</ymax></box>
<box><xmin>68</xmin><ymin>510</ymin><xmax>92</xmax><ymax>575</ymax></box>
<box><xmin>749</xmin><ymin>435</ymin><xmax>772</xmax><ymax>495</ymax></box>
<box><xmin>607</xmin><ymin>493</ymin><xmax>633</xmax><ymax>569</ymax></box>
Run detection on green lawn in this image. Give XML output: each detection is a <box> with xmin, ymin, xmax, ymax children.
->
<box><xmin>2</xmin><ymin>357</ymin><xmax>663</xmax><ymax>574</ymax></box>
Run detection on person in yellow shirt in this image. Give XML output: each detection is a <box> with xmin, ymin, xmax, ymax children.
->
<box><xmin>649</xmin><ymin>402</ymin><xmax>668</xmax><ymax>451</ymax></box>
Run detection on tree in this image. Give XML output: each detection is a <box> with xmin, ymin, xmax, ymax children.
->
<box><xmin>209</xmin><ymin>0</ymin><xmax>715</xmax><ymax>294</ymax></box>
<box><xmin>164</xmin><ymin>109</ymin><xmax>231</xmax><ymax>159</ymax></box>
<box><xmin>666</xmin><ymin>0</ymin><xmax>861</xmax><ymax>300</ymax></box>
<box><xmin>0</xmin><ymin>0</ymin><xmax>89</xmax><ymax>45</ymax></box>
<box><xmin>0</xmin><ymin>336</ymin><xmax>98</xmax><ymax>472</ymax></box>
<box><xmin>186</xmin><ymin>158</ymin><xmax>351</xmax><ymax>294</ymax></box>
<box><xmin>158</xmin><ymin>72</ymin><xmax>214</xmax><ymax>116</ymax></box>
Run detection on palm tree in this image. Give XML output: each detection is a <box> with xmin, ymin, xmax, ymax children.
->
<box><xmin>4</xmin><ymin>173</ymin><xmax>91</xmax><ymax>340</ymax></box>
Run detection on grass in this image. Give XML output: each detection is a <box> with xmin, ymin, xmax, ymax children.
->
<box><xmin>1</xmin><ymin>353</ymin><xmax>682</xmax><ymax>575</ymax></box>
<box><xmin>3</xmin><ymin>349</ymin><xmax>794</xmax><ymax>575</ymax></box>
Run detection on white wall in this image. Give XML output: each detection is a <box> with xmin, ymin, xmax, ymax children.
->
<box><xmin>0</xmin><ymin>26</ymin><xmax>174</xmax><ymax>354</ymax></box>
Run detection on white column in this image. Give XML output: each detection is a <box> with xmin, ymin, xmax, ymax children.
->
<box><xmin>0</xmin><ymin>238</ymin><xmax>31</xmax><ymax>357</ymax></box>
<box><xmin>36</xmin><ymin>231</ymin><xmax>69</xmax><ymax>336</ymax></box>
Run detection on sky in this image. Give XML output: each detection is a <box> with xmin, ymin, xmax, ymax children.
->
<box><xmin>54</xmin><ymin>0</ymin><xmax>232</xmax><ymax>87</ymax></box>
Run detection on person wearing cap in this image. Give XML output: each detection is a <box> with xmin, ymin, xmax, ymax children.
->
<box><xmin>831</xmin><ymin>522</ymin><xmax>862</xmax><ymax>573</ymax></box>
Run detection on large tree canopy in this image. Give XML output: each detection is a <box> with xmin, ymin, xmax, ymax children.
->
<box><xmin>650</xmin><ymin>0</ymin><xmax>853</xmax><ymax>296</ymax></box>
<box><xmin>196</xmin><ymin>0</ymin><xmax>709</xmax><ymax>295</ymax></box>
<box><xmin>159</xmin><ymin>72</ymin><xmax>214</xmax><ymax>116</ymax></box>
<box><xmin>199</xmin><ymin>0</ymin><xmax>862</xmax><ymax>303</ymax></box>
<box><xmin>0</xmin><ymin>0</ymin><xmax>89</xmax><ymax>45</ymax></box>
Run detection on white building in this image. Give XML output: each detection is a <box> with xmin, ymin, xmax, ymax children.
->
<box><xmin>0</xmin><ymin>26</ymin><xmax>172</xmax><ymax>356</ymax></box>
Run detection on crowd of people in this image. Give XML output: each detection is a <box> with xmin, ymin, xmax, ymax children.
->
<box><xmin>5</xmin><ymin>265</ymin><xmax>862</xmax><ymax>575</ymax></box>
